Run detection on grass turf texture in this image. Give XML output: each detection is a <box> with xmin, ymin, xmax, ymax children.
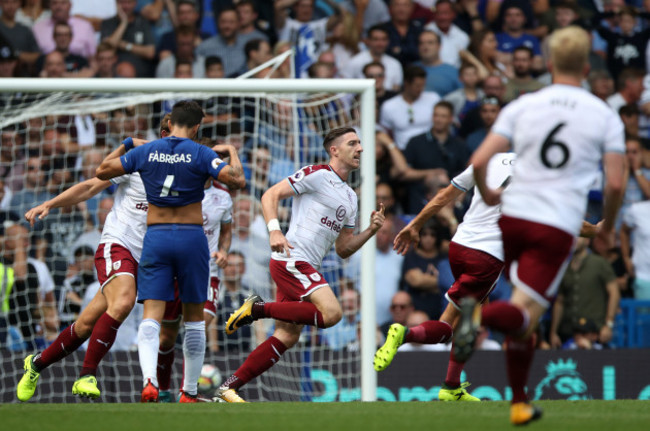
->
<box><xmin>2</xmin><ymin>400</ymin><xmax>648</xmax><ymax>431</ymax></box>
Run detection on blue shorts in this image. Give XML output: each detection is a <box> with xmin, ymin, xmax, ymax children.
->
<box><xmin>137</xmin><ymin>224</ymin><xmax>209</xmax><ymax>304</ymax></box>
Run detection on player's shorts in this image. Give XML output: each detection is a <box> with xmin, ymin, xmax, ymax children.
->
<box><xmin>94</xmin><ymin>243</ymin><xmax>138</xmax><ymax>290</ymax></box>
<box><xmin>162</xmin><ymin>276</ymin><xmax>220</xmax><ymax>322</ymax></box>
<box><xmin>445</xmin><ymin>241</ymin><xmax>503</xmax><ymax>308</ymax></box>
<box><xmin>499</xmin><ymin>215</ymin><xmax>575</xmax><ymax>308</ymax></box>
<box><xmin>138</xmin><ymin>224</ymin><xmax>209</xmax><ymax>304</ymax></box>
<box><xmin>270</xmin><ymin>258</ymin><xmax>329</xmax><ymax>302</ymax></box>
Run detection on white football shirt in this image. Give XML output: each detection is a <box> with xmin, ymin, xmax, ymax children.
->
<box><xmin>451</xmin><ymin>153</ymin><xmax>516</xmax><ymax>261</ymax></box>
<box><xmin>202</xmin><ymin>184</ymin><xmax>233</xmax><ymax>277</ymax></box>
<box><xmin>493</xmin><ymin>84</ymin><xmax>625</xmax><ymax>236</ymax></box>
<box><xmin>100</xmin><ymin>173</ymin><xmax>148</xmax><ymax>262</ymax></box>
<box><xmin>272</xmin><ymin>165</ymin><xmax>358</xmax><ymax>270</ymax></box>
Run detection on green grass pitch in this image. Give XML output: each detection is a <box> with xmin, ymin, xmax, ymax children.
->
<box><xmin>1</xmin><ymin>400</ymin><xmax>649</xmax><ymax>431</ymax></box>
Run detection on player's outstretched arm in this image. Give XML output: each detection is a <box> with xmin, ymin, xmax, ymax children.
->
<box><xmin>335</xmin><ymin>203</ymin><xmax>385</xmax><ymax>259</ymax></box>
<box><xmin>394</xmin><ymin>184</ymin><xmax>463</xmax><ymax>255</ymax></box>
<box><xmin>470</xmin><ymin>132</ymin><xmax>510</xmax><ymax>206</ymax></box>
<box><xmin>213</xmin><ymin>144</ymin><xmax>246</xmax><ymax>190</ymax></box>
<box><xmin>261</xmin><ymin>179</ymin><xmax>296</xmax><ymax>256</ymax></box>
<box><xmin>25</xmin><ymin>177</ymin><xmax>111</xmax><ymax>226</ymax></box>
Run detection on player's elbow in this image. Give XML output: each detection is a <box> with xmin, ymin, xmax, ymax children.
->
<box><xmin>335</xmin><ymin>245</ymin><xmax>352</xmax><ymax>259</ymax></box>
<box><xmin>96</xmin><ymin>163</ymin><xmax>111</xmax><ymax>180</ymax></box>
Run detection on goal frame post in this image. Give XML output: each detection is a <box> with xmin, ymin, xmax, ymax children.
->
<box><xmin>0</xmin><ymin>78</ymin><xmax>378</xmax><ymax>402</ymax></box>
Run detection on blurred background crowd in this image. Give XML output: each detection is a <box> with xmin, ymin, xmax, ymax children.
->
<box><xmin>1</xmin><ymin>0</ymin><xmax>650</xmax><ymax>356</ymax></box>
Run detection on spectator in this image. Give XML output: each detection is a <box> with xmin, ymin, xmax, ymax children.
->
<box><xmin>462</xmin><ymin>28</ymin><xmax>512</xmax><ymax>81</ymax></box>
<box><xmin>403</xmin><ymin>100</ymin><xmax>468</xmax><ymax>213</ymax></box>
<box><xmin>0</xmin><ymin>178</ymin><xmax>11</xmax><ymax>209</ymax></box>
<box><xmin>33</xmin><ymin>0</ymin><xmax>96</xmax><ymax>59</ymax></box>
<box><xmin>495</xmin><ymin>4</ymin><xmax>543</xmax><ymax>72</ymax></box>
<box><xmin>375</xmin><ymin>217</ymin><xmax>405</xmax><ymax>328</ymax></box>
<box><xmin>0</xmin><ymin>127</ymin><xmax>25</xmax><ymax>192</ymax></box>
<box><xmin>607</xmin><ymin>68</ymin><xmax>645</xmax><ymax>113</ymax></box>
<box><xmin>323</xmin><ymin>10</ymin><xmax>360</xmax><ymax>73</ymax></box>
<box><xmin>504</xmin><ymin>46</ymin><xmax>544</xmax><ymax>103</ymax></box>
<box><xmin>308</xmin><ymin>60</ymin><xmax>335</xmax><ymax>78</ymax></box>
<box><xmin>58</xmin><ymin>245</ymin><xmax>96</xmax><ymax>329</ymax></box>
<box><xmin>401</xmin><ymin>219</ymin><xmax>447</xmax><ymax>320</ymax></box>
<box><xmin>340</xmin><ymin>0</ymin><xmax>390</xmax><ymax>37</ymax></box>
<box><xmin>274</xmin><ymin>0</ymin><xmax>342</xmax><ymax>58</ymax></box>
<box><xmin>0</xmin><ymin>0</ymin><xmax>40</xmax><ymax>67</ymax></box>
<box><xmin>41</xmin><ymin>50</ymin><xmax>66</xmax><ymax>77</ymax></box>
<box><xmin>466</xmin><ymin>96</ymin><xmax>501</xmax><ymax>153</ymax></box>
<box><xmin>0</xmin><ymin>40</ymin><xmax>17</xmax><ymax>77</ymax></box>
<box><xmin>216</xmin><ymin>251</ymin><xmax>256</xmax><ymax>352</ymax></box>
<box><xmin>380</xmin><ymin>65</ymin><xmax>441</xmax><ymax>150</ymax></box>
<box><xmin>196</xmin><ymin>8</ymin><xmax>245</xmax><ymax>77</ymax></box>
<box><xmin>453</xmin><ymin>0</ymin><xmax>485</xmax><ymax>36</ymax></box>
<box><xmin>16</xmin><ymin>0</ymin><xmax>51</xmax><ymax>28</ymax></box>
<box><xmin>458</xmin><ymin>74</ymin><xmax>505</xmax><ymax>138</ymax></box>
<box><xmin>69</xmin><ymin>0</ymin><xmax>116</xmax><ymax>33</ymax></box>
<box><xmin>204</xmin><ymin>55</ymin><xmax>224</xmax><ymax>78</ymax></box>
<box><xmin>379</xmin><ymin>290</ymin><xmax>413</xmax><ymax>336</ymax></box>
<box><xmin>157</xmin><ymin>0</ymin><xmax>208</xmax><ymax>61</ymax></box>
<box><xmin>621</xmin><ymin>199</ymin><xmax>650</xmax><ymax>300</ymax></box>
<box><xmin>321</xmin><ymin>288</ymin><xmax>361</xmax><ymax>351</ymax></box>
<box><xmin>424</xmin><ymin>0</ymin><xmax>470</xmax><ymax>67</ymax></box>
<box><xmin>414</xmin><ymin>30</ymin><xmax>461</xmax><ymax>97</ymax></box>
<box><xmin>230</xmin><ymin>38</ymin><xmax>272</xmax><ymax>77</ymax></box>
<box><xmin>93</xmin><ymin>42</ymin><xmax>118</xmax><ymax>78</ymax></box>
<box><xmin>381</xmin><ymin>0</ymin><xmax>423</xmax><ymax>67</ymax></box>
<box><xmin>363</xmin><ymin>62</ymin><xmax>398</xmax><ymax>112</ymax></box>
<box><xmin>341</xmin><ymin>25</ymin><xmax>403</xmax><ymax>91</ymax></box>
<box><xmin>271</xmin><ymin>40</ymin><xmax>292</xmax><ymax>78</ymax></box>
<box><xmin>155</xmin><ymin>25</ymin><xmax>206</xmax><ymax>78</ymax></box>
<box><xmin>619</xmin><ymin>104</ymin><xmax>644</xmax><ymax>138</ymax></box>
<box><xmin>9</xmin><ymin>154</ymin><xmax>49</xmax><ymax>221</ymax></box>
<box><xmin>444</xmin><ymin>62</ymin><xmax>485</xmax><ymax>125</ymax></box>
<box><xmin>593</xmin><ymin>6</ymin><xmax>650</xmax><ymax>81</ymax></box>
<box><xmin>100</xmin><ymin>0</ymin><xmax>156</xmax><ymax>77</ymax></box>
<box><xmin>550</xmin><ymin>237</ymin><xmax>620</xmax><ymax>348</ymax></box>
<box><xmin>620</xmin><ymin>136</ymin><xmax>650</xmax><ymax>222</ymax></box>
<box><xmin>588</xmin><ymin>69</ymin><xmax>615</xmax><ymax>101</ymax></box>
<box><xmin>236</xmin><ymin>0</ymin><xmax>270</xmax><ymax>45</ymax></box>
<box><xmin>36</xmin><ymin>22</ymin><xmax>91</xmax><ymax>76</ymax></box>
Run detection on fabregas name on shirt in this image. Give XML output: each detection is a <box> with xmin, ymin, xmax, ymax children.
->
<box><xmin>148</xmin><ymin>151</ymin><xmax>192</xmax><ymax>164</ymax></box>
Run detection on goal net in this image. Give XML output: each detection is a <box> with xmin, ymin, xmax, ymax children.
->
<box><xmin>0</xmin><ymin>76</ymin><xmax>377</xmax><ymax>403</ymax></box>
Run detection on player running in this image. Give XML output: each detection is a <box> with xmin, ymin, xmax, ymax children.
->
<box><xmin>96</xmin><ymin>100</ymin><xmax>245</xmax><ymax>403</ymax></box>
<box><xmin>374</xmin><ymin>152</ymin><xmax>516</xmax><ymax>402</ymax></box>
<box><xmin>216</xmin><ymin>127</ymin><xmax>385</xmax><ymax>402</ymax></box>
<box><xmin>456</xmin><ymin>26</ymin><xmax>625</xmax><ymax>425</ymax></box>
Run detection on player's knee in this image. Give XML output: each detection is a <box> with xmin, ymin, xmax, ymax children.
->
<box><xmin>322</xmin><ymin>305</ymin><xmax>343</xmax><ymax>328</ymax></box>
<box><xmin>108</xmin><ymin>295</ymin><xmax>136</xmax><ymax>321</ymax></box>
<box><xmin>274</xmin><ymin>329</ymin><xmax>300</xmax><ymax>348</ymax></box>
<box><xmin>74</xmin><ymin>318</ymin><xmax>94</xmax><ymax>338</ymax></box>
<box><xmin>159</xmin><ymin>328</ymin><xmax>178</xmax><ymax>350</ymax></box>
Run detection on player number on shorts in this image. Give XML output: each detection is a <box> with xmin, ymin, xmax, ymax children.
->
<box><xmin>540</xmin><ymin>123</ymin><xmax>570</xmax><ymax>169</ymax></box>
<box><xmin>160</xmin><ymin>175</ymin><xmax>178</xmax><ymax>197</ymax></box>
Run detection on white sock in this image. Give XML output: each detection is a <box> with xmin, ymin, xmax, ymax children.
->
<box><xmin>137</xmin><ymin>318</ymin><xmax>161</xmax><ymax>388</ymax></box>
<box><xmin>182</xmin><ymin>320</ymin><xmax>206</xmax><ymax>395</ymax></box>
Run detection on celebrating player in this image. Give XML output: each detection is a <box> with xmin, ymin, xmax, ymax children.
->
<box><xmin>456</xmin><ymin>26</ymin><xmax>625</xmax><ymax>425</ymax></box>
<box><xmin>374</xmin><ymin>152</ymin><xmax>516</xmax><ymax>402</ymax></box>
<box><xmin>216</xmin><ymin>127</ymin><xmax>385</xmax><ymax>402</ymax></box>
<box><xmin>96</xmin><ymin>100</ymin><xmax>245</xmax><ymax>402</ymax></box>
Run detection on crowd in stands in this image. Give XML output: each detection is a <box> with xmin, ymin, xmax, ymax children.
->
<box><xmin>1</xmin><ymin>0</ymin><xmax>650</xmax><ymax>354</ymax></box>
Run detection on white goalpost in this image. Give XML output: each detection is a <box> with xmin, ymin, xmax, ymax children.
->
<box><xmin>0</xmin><ymin>78</ymin><xmax>377</xmax><ymax>402</ymax></box>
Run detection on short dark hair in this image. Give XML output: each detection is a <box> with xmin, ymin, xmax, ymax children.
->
<box><xmin>170</xmin><ymin>100</ymin><xmax>205</xmax><ymax>128</ymax></box>
<box><xmin>367</xmin><ymin>24</ymin><xmax>389</xmax><ymax>39</ymax></box>
<box><xmin>435</xmin><ymin>100</ymin><xmax>454</xmax><ymax>115</ymax></box>
<box><xmin>175</xmin><ymin>60</ymin><xmax>192</xmax><ymax>71</ymax></box>
<box><xmin>323</xmin><ymin>127</ymin><xmax>357</xmax><ymax>155</ymax></box>
<box><xmin>205</xmin><ymin>56</ymin><xmax>223</xmax><ymax>68</ymax></box>
<box><xmin>619</xmin><ymin>103</ymin><xmax>640</xmax><ymax>117</ymax></box>
<box><xmin>244</xmin><ymin>38</ymin><xmax>267</xmax><ymax>59</ymax></box>
<box><xmin>218</xmin><ymin>7</ymin><xmax>237</xmax><ymax>19</ymax></box>
<box><xmin>617</xmin><ymin>68</ymin><xmax>644</xmax><ymax>91</ymax></box>
<box><xmin>362</xmin><ymin>61</ymin><xmax>385</xmax><ymax>76</ymax></box>
<box><xmin>177</xmin><ymin>0</ymin><xmax>198</xmax><ymax>11</ymax></box>
<box><xmin>513</xmin><ymin>45</ymin><xmax>534</xmax><ymax>59</ymax></box>
<box><xmin>404</xmin><ymin>65</ymin><xmax>426</xmax><ymax>84</ymax></box>
<box><xmin>236</xmin><ymin>0</ymin><xmax>256</xmax><ymax>11</ymax></box>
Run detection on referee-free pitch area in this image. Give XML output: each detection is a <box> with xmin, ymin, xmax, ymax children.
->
<box><xmin>2</xmin><ymin>400</ymin><xmax>648</xmax><ymax>431</ymax></box>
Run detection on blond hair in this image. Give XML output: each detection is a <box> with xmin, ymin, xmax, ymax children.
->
<box><xmin>549</xmin><ymin>26</ymin><xmax>590</xmax><ymax>76</ymax></box>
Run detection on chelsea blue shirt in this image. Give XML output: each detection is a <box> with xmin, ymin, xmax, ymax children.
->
<box><xmin>120</xmin><ymin>137</ymin><xmax>226</xmax><ymax>207</ymax></box>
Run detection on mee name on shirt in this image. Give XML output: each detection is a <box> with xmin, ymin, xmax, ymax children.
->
<box><xmin>272</xmin><ymin>165</ymin><xmax>358</xmax><ymax>270</ymax></box>
<box><xmin>492</xmin><ymin>85</ymin><xmax>625</xmax><ymax>236</ymax></box>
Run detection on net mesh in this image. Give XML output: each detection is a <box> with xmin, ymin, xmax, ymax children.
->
<box><xmin>0</xmin><ymin>83</ymin><xmax>365</xmax><ymax>402</ymax></box>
